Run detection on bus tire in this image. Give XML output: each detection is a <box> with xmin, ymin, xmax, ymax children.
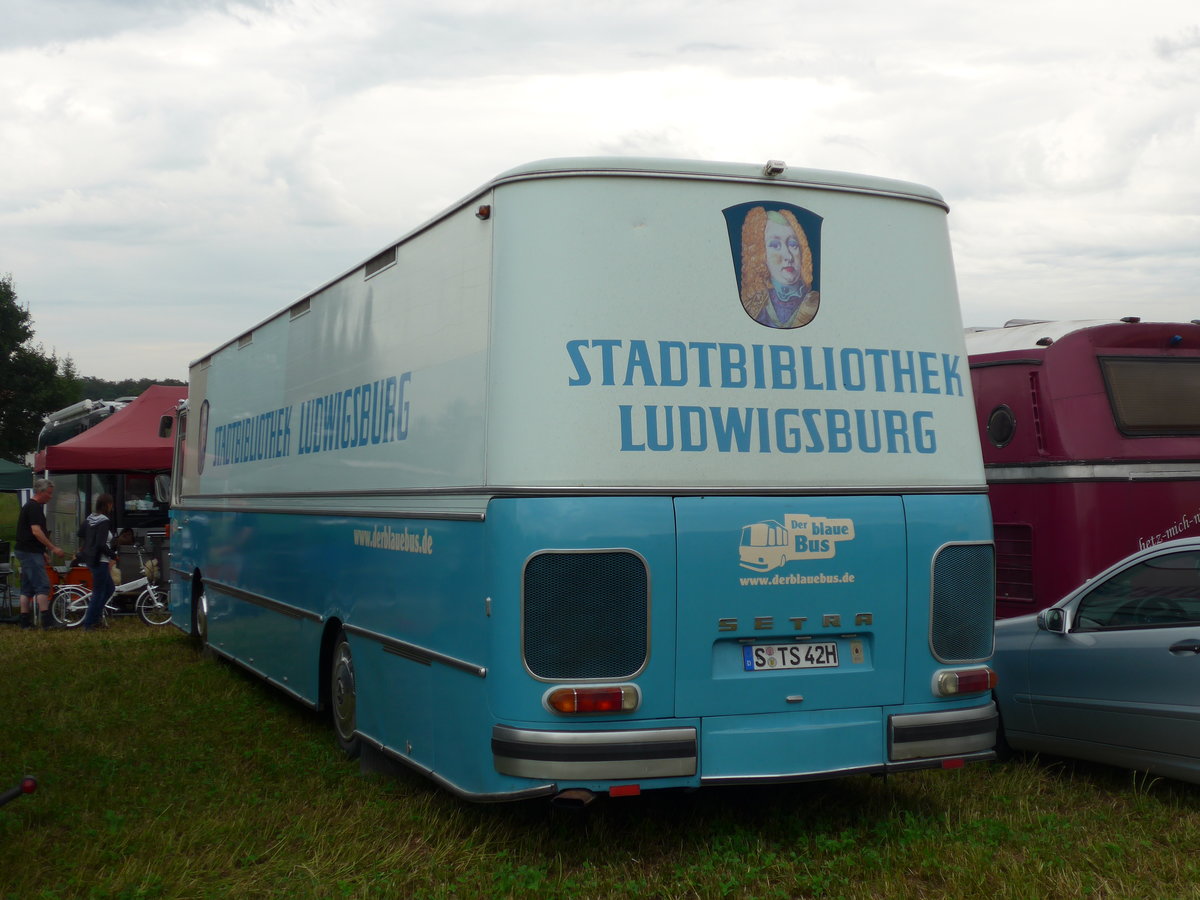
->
<box><xmin>193</xmin><ymin>588</ymin><xmax>210</xmax><ymax>653</ymax></box>
<box><xmin>331</xmin><ymin>632</ymin><xmax>361</xmax><ymax>759</ymax></box>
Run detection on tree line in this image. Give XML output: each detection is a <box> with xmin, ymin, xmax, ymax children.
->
<box><xmin>0</xmin><ymin>274</ymin><xmax>183</xmax><ymax>463</ymax></box>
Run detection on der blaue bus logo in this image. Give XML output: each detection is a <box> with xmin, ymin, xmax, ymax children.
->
<box><xmin>724</xmin><ymin>201</ymin><xmax>823</xmax><ymax>329</ymax></box>
<box><xmin>739</xmin><ymin>513</ymin><xmax>855</xmax><ymax>572</ymax></box>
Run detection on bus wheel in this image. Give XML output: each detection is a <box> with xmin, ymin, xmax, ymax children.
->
<box><xmin>193</xmin><ymin>590</ymin><xmax>210</xmax><ymax>651</ymax></box>
<box><xmin>331</xmin><ymin>633</ymin><xmax>361</xmax><ymax>759</ymax></box>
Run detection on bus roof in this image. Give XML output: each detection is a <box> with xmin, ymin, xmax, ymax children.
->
<box><xmin>192</xmin><ymin>157</ymin><xmax>948</xmax><ymax>370</ymax></box>
<box><xmin>492</xmin><ymin>157</ymin><xmax>947</xmax><ymax>208</ymax></box>
<box><xmin>964</xmin><ymin>319</ymin><xmax>1156</xmax><ymax>354</ymax></box>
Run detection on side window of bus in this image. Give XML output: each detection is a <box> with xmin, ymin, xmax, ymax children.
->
<box><xmin>1075</xmin><ymin>551</ymin><xmax>1200</xmax><ymax>630</ymax></box>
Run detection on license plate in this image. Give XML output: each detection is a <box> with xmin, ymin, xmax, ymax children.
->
<box><xmin>743</xmin><ymin>641</ymin><xmax>839</xmax><ymax>672</ymax></box>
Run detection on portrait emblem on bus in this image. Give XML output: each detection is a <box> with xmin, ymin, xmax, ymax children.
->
<box><xmin>723</xmin><ymin>201</ymin><xmax>823</xmax><ymax>329</ymax></box>
<box><xmin>739</xmin><ymin>514</ymin><xmax>855</xmax><ymax>572</ymax></box>
<box><xmin>197</xmin><ymin>399</ymin><xmax>210</xmax><ymax>476</ymax></box>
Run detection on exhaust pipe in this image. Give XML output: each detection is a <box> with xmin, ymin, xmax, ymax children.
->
<box><xmin>550</xmin><ymin>788</ymin><xmax>596</xmax><ymax>809</ymax></box>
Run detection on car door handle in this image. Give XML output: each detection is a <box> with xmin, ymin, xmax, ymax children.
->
<box><xmin>1168</xmin><ymin>639</ymin><xmax>1200</xmax><ymax>655</ymax></box>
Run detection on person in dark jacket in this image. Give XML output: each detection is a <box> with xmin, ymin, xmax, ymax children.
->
<box><xmin>15</xmin><ymin>478</ymin><xmax>66</xmax><ymax>629</ymax></box>
<box><xmin>78</xmin><ymin>494</ymin><xmax>118</xmax><ymax>631</ymax></box>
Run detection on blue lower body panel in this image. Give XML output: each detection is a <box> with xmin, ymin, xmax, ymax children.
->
<box><xmin>700</xmin><ymin>709</ymin><xmax>884</xmax><ymax>782</ymax></box>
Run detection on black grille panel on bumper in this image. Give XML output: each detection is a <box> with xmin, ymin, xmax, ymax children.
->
<box><xmin>523</xmin><ymin>550</ymin><xmax>648</xmax><ymax>680</ymax></box>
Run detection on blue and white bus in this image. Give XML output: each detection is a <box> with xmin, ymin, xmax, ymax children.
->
<box><xmin>164</xmin><ymin>158</ymin><xmax>997</xmax><ymax>803</ymax></box>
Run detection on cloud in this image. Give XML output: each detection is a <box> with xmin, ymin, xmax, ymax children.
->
<box><xmin>1</xmin><ymin>0</ymin><xmax>1198</xmax><ymax>379</ymax></box>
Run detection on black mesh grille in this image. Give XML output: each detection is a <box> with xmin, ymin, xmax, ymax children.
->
<box><xmin>523</xmin><ymin>551</ymin><xmax>648</xmax><ymax>680</ymax></box>
<box><xmin>930</xmin><ymin>544</ymin><xmax>995</xmax><ymax>662</ymax></box>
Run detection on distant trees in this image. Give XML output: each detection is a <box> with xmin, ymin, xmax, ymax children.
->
<box><xmin>74</xmin><ymin>375</ymin><xmax>185</xmax><ymax>403</ymax></box>
<box><xmin>0</xmin><ymin>275</ymin><xmax>78</xmax><ymax>463</ymax></box>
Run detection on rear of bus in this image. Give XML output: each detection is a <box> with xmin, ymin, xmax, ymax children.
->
<box><xmin>477</xmin><ymin>159</ymin><xmax>997</xmax><ymax>799</ymax></box>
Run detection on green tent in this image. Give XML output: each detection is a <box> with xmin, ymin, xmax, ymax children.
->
<box><xmin>0</xmin><ymin>457</ymin><xmax>32</xmax><ymax>491</ymax></box>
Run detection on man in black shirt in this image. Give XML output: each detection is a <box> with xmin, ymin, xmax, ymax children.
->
<box><xmin>15</xmin><ymin>479</ymin><xmax>65</xmax><ymax>629</ymax></box>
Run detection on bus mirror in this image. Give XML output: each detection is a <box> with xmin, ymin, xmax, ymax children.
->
<box><xmin>158</xmin><ymin>415</ymin><xmax>174</xmax><ymax>439</ymax></box>
<box><xmin>154</xmin><ymin>474</ymin><xmax>171</xmax><ymax>504</ymax></box>
<box><xmin>1038</xmin><ymin>608</ymin><xmax>1066</xmax><ymax>634</ymax></box>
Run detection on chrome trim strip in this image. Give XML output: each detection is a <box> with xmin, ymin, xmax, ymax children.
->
<box><xmin>173</xmin><ymin>483</ymin><xmax>988</xmax><ymax>508</ymax></box>
<box><xmin>1025</xmin><ymin>694</ymin><xmax>1200</xmax><ymax>723</ymax></box>
<box><xmin>492</xmin><ymin>725</ymin><xmax>697</xmax><ymax>780</ymax></box>
<box><xmin>175</xmin><ymin>504</ymin><xmax>486</xmax><ymax>522</ymax></box>
<box><xmin>985</xmin><ymin>462</ymin><xmax>1200</xmax><ymax>483</ymax></box>
<box><xmin>968</xmin><ymin>357</ymin><xmax>1044</xmax><ymax>369</ymax></box>
<box><xmin>169</xmin><ymin>566</ymin><xmax>193</xmax><ymax>582</ymax></box>
<box><xmin>204</xmin><ymin>578</ymin><xmax>322</xmax><ymax>624</ymax></box>
<box><xmin>343</xmin><ymin>623</ymin><xmax>487</xmax><ymax>678</ymax></box>
<box><xmin>493</xmin><ymin>725</ymin><xmax>695</xmax><ymax>748</ymax></box>
<box><xmin>890</xmin><ymin>701</ymin><xmax>998</xmax><ymax>731</ymax></box>
<box><xmin>889</xmin><ymin>702</ymin><xmax>998</xmax><ymax>761</ymax></box>
<box><xmin>702</xmin><ymin>762</ymin><xmax>886</xmax><ymax>785</ymax></box>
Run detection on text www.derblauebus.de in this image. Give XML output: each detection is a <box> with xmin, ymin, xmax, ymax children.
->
<box><xmin>739</xmin><ymin>572</ymin><xmax>856</xmax><ymax>587</ymax></box>
<box><xmin>352</xmin><ymin>526</ymin><xmax>434</xmax><ymax>555</ymax></box>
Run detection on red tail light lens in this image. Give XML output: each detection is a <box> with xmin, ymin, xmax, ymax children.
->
<box><xmin>934</xmin><ymin>667</ymin><xmax>997</xmax><ymax>697</ymax></box>
<box><xmin>546</xmin><ymin>685</ymin><xmax>640</xmax><ymax>714</ymax></box>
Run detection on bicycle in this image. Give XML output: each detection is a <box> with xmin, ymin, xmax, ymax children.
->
<box><xmin>55</xmin><ymin>545</ymin><xmax>170</xmax><ymax>627</ymax></box>
<box><xmin>45</xmin><ymin>564</ymin><xmax>93</xmax><ymax>628</ymax></box>
<box><xmin>1</xmin><ymin>551</ymin><xmax>87</xmax><ymax>628</ymax></box>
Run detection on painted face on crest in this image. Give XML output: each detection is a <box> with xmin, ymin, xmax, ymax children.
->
<box><xmin>764</xmin><ymin>218</ymin><xmax>803</xmax><ymax>288</ymax></box>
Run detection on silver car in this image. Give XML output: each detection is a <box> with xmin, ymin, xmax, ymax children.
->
<box><xmin>992</xmin><ymin>538</ymin><xmax>1200</xmax><ymax>784</ymax></box>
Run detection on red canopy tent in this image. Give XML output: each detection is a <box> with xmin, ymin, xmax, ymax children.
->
<box><xmin>35</xmin><ymin>385</ymin><xmax>187</xmax><ymax>473</ymax></box>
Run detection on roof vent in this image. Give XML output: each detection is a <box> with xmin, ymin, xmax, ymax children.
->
<box><xmin>762</xmin><ymin>160</ymin><xmax>786</xmax><ymax>176</ymax></box>
<box><xmin>365</xmin><ymin>246</ymin><xmax>397</xmax><ymax>279</ymax></box>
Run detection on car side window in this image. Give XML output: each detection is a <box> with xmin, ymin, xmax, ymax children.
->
<box><xmin>1074</xmin><ymin>550</ymin><xmax>1200</xmax><ymax>630</ymax></box>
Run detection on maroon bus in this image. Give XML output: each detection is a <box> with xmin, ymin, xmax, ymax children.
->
<box><xmin>967</xmin><ymin>318</ymin><xmax>1200</xmax><ymax>618</ymax></box>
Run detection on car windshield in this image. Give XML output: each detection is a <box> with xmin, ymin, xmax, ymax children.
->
<box><xmin>1075</xmin><ymin>550</ymin><xmax>1200</xmax><ymax>629</ymax></box>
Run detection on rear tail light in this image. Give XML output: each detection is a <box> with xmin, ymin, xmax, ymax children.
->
<box><xmin>933</xmin><ymin>666</ymin><xmax>997</xmax><ymax>697</ymax></box>
<box><xmin>545</xmin><ymin>684</ymin><xmax>640</xmax><ymax>714</ymax></box>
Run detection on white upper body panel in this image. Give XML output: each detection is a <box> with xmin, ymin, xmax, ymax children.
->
<box><xmin>182</xmin><ymin>158</ymin><xmax>984</xmax><ymax>505</ymax></box>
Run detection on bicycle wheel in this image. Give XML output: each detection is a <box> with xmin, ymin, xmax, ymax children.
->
<box><xmin>136</xmin><ymin>587</ymin><xmax>171</xmax><ymax>626</ymax></box>
<box><xmin>53</xmin><ymin>586</ymin><xmax>90</xmax><ymax>628</ymax></box>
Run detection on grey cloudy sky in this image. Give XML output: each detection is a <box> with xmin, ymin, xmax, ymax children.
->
<box><xmin>2</xmin><ymin>0</ymin><xmax>1197</xmax><ymax>380</ymax></box>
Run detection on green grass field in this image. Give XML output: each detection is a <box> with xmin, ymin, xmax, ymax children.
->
<box><xmin>1</xmin><ymin>621</ymin><xmax>1198</xmax><ymax>899</ymax></box>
